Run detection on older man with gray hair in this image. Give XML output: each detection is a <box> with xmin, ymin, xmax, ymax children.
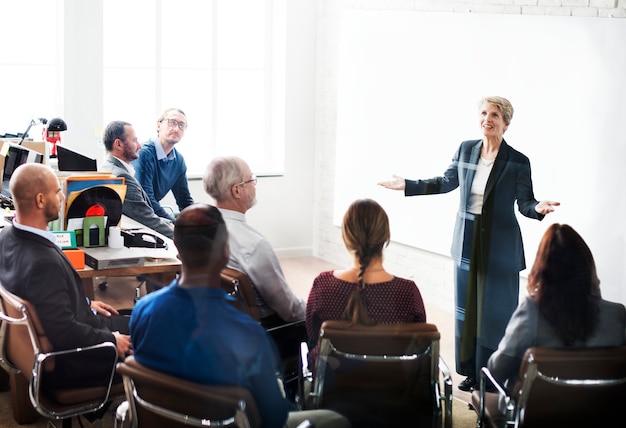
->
<box><xmin>202</xmin><ymin>156</ymin><xmax>305</xmax><ymax>324</ymax></box>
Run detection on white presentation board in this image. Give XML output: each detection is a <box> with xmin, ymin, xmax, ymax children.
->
<box><xmin>334</xmin><ymin>11</ymin><xmax>626</xmax><ymax>304</ymax></box>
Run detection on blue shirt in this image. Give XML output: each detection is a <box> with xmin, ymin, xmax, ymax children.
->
<box><xmin>130</xmin><ymin>281</ymin><xmax>289</xmax><ymax>428</ymax></box>
<box><xmin>131</xmin><ymin>139</ymin><xmax>194</xmax><ymax>221</ymax></box>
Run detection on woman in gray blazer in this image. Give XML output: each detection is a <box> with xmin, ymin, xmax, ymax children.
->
<box><xmin>379</xmin><ymin>96</ymin><xmax>559</xmax><ymax>391</ymax></box>
<box><xmin>488</xmin><ymin>223</ymin><xmax>626</xmax><ymax>389</ymax></box>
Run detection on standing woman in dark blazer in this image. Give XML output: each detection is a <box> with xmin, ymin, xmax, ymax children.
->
<box><xmin>378</xmin><ymin>96</ymin><xmax>559</xmax><ymax>391</ymax></box>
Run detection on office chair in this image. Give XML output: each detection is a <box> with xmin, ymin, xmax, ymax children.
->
<box><xmin>220</xmin><ymin>267</ymin><xmax>262</xmax><ymax>320</ymax></box>
<box><xmin>220</xmin><ymin>267</ymin><xmax>308</xmax><ymax>404</ymax></box>
<box><xmin>115</xmin><ymin>356</ymin><xmax>261</xmax><ymax>428</ymax></box>
<box><xmin>302</xmin><ymin>320</ymin><xmax>452</xmax><ymax>428</ymax></box>
<box><xmin>0</xmin><ymin>282</ymin><xmax>123</xmax><ymax>427</ymax></box>
<box><xmin>471</xmin><ymin>346</ymin><xmax>626</xmax><ymax>428</ymax></box>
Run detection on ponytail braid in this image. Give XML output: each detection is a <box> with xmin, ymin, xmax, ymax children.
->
<box><xmin>342</xmin><ymin>249</ymin><xmax>376</xmax><ymax>325</ymax></box>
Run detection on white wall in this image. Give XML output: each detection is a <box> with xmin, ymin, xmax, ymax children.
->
<box><xmin>57</xmin><ymin>0</ymin><xmax>626</xmax><ymax>310</ymax></box>
<box><xmin>58</xmin><ymin>1</ymin><xmax>317</xmax><ymax>259</ymax></box>
<box><xmin>164</xmin><ymin>0</ymin><xmax>318</xmax><ymax>258</ymax></box>
<box><xmin>313</xmin><ymin>0</ymin><xmax>626</xmax><ymax>311</ymax></box>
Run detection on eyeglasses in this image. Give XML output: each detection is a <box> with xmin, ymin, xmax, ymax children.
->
<box><xmin>236</xmin><ymin>175</ymin><xmax>257</xmax><ymax>187</ymax></box>
<box><xmin>162</xmin><ymin>119</ymin><xmax>187</xmax><ymax>130</ymax></box>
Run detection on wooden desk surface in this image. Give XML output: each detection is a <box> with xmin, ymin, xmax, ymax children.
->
<box><xmin>77</xmin><ymin>257</ymin><xmax>181</xmax><ymax>279</ymax></box>
<box><xmin>77</xmin><ymin>215</ymin><xmax>180</xmax><ymax>299</ymax></box>
<box><xmin>1</xmin><ymin>213</ymin><xmax>180</xmax><ymax>300</ymax></box>
<box><xmin>78</xmin><ymin>258</ymin><xmax>181</xmax><ymax>300</ymax></box>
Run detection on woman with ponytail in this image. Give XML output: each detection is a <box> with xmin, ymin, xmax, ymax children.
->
<box><xmin>305</xmin><ymin>198</ymin><xmax>427</xmax><ymax>369</ymax></box>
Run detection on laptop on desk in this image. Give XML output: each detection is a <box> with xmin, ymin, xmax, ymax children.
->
<box><xmin>57</xmin><ymin>145</ymin><xmax>97</xmax><ymax>172</ymax></box>
<box><xmin>1</xmin><ymin>143</ymin><xmax>44</xmax><ymax>209</ymax></box>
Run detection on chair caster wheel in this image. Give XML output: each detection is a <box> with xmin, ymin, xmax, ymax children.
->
<box><xmin>98</xmin><ymin>282</ymin><xmax>108</xmax><ymax>291</ymax></box>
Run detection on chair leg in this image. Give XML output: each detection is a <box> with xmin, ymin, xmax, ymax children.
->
<box><xmin>0</xmin><ymin>367</ymin><xmax>10</xmax><ymax>391</ymax></box>
<box><xmin>9</xmin><ymin>372</ymin><xmax>39</xmax><ymax>424</ymax></box>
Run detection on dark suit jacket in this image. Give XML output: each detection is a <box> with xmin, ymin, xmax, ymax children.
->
<box><xmin>0</xmin><ymin>226</ymin><xmax>117</xmax><ymax>387</ymax></box>
<box><xmin>405</xmin><ymin>139</ymin><xmax>544</xmax><ymax>275</ymax></box>
<box><xmin>100</xmin><ymin>154</ymin><xmax>174</xmax><ymax>239</ymax></box>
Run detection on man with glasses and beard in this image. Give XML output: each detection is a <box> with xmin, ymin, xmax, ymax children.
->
<box><xmin>132</xmin><ymin>108</ymin><xmax>194</xmax><ymax>221</ymax></box>
<box><xmin>100</xmin><ymin>120</ymin><xmax>174</xmax><ymax>239</ymax></box>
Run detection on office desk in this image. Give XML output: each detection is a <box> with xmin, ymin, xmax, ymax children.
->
<box><xmin>1</xmin><ymin>213</ymin><xmax>180</xmax><ymax>300</ymax></box>
<box><xmin>77</xmin><ymin>216</ymin><xmax>180</xmax><ymax>300</ymax></box>
<box><xmin>77</xmin><ymin>257</ymin><xmax>181</xmax><ymax>301</ymax></box>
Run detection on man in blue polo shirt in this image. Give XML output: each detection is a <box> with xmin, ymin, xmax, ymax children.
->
<box><xmin>130</xmin><ymin>204</ymin><xmax>350</xmax><ymax>428</ymax></box>
<box><xmin>132</xmin><ymin>108</ymin><xmax>194</xmax><ymax>221</ymax></box>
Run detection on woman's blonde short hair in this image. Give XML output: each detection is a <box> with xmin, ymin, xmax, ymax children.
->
<box><xmin>479</xmin><ymin>96</ymin><xmax>514</xmax><ymax>125</ymax></box>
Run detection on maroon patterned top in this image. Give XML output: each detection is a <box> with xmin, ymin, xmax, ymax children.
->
<box><xmin>305</xmin><ymin>270</ymin><xmax>427</xmax><ymax>366</ymax></box>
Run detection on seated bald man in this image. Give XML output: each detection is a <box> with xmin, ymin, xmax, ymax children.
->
<box><xmin>130</xmin><ymin>204</ymin><xmax>350</xmax><ymax>428</ymax></box>
<box><xmin>0</xmin><ymin>163</ymin><xmax>132</xmax><ymax>389</ymax></box>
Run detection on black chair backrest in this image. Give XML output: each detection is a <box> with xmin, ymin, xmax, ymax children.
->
<box><xmin>513</xmin><ymin>346</ymin><xmax>626</xmax><ymax>427</ymax></box>
<box><xmin>314</xmin><ymin>320</ymin><xmax>441</xmax><ymax>427</ymax></box>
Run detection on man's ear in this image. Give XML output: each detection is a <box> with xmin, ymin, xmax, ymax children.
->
<box><xmin>35</xmin><ymin>192</ymin><xmax>45</xmax><ymax>209</ymax></box>
<box><xmin>231</xmin><ymin>184</ymin><xmax>241</xmax><ymax>199</ymax></box>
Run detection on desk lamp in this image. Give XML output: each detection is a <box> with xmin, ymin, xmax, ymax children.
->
<box><xmin>44</xmin><ymin>117</ymin><xmax>68</xmax><ymax>157</ymax></box>
<box><xmin>18</xmin><ymin>117</ymin><xmax>48</xmax><ymax>145</ymax></box>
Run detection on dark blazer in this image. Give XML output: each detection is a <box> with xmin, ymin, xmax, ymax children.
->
<box><xmin>405</xmin><ymin>139</ymin><xmax>544</xmax><ymax>274</ymax></box>
<box><xmin>0</xmin><ymin>226</ymin><xmax>117</xmax><ymax>387</ymax></box>
<box><xmin>100</xmin><ymin>154</ymin><xmax>174</xmax><ymax>239</ymax></box>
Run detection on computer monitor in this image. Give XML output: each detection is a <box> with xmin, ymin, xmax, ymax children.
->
<box><xmin>57</xmin><ymin>145</ymin><xmax>97</xmax><ymax>172</ymax></box>
<box><xmin>1</xmin><ymin>143</ymin><xmax>44</xmax><ymax>199</ymax></box>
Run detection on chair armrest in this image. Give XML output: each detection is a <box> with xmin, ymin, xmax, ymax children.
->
<box><xmin>33</xmin><ymin>341</ymin><xmax>119</xmax><ymax>381</ymax></box>
<box><xmin>300</xmin><ymin>342</ymin><xmax>312</xmax><ymax>380</ymax></box>
<box><xmin>31</xmin><ymin>342</ymin><xmax>119</xmax><ymax>419</ymax></box>
<box><xmin>297</xmin><ymin>341</ymin><xmax>315</xmax><ymax>410</ymax></box>
<box><xmin>438</xmin><ymin>356</ymin><xmax>453</xmax><ymax>428</ymax></box>
<box><xmin>475</xmin><ymin>366</ymin><xmax>513</xmax><ymax>427</ymax></box>
<box><xmin>438</xmin><ymin>356</ymin><xmax>452</xmax><ymax>395</ymax></box>
<box><xmin>115</xmin><ymin>400</ymin><xmax>130</xmax><ymax>427</ymax></box>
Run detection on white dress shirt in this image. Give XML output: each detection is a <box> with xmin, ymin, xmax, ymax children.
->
<box><xmin>219</xmin><ymin>208</ymin><xmax>305</xmax><ymax>321</ymax></box>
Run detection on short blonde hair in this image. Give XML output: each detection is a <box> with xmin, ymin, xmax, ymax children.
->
<box><xmin>479</xmin><ymin>96</ymin><xmax>514</xmax><ymax>125</ymax></box>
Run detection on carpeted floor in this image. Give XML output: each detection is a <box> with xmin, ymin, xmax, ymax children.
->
<box><xmin>0</xmin><ymin>259</ymin><xmax>480</xmax><ymax>427</ymax></box>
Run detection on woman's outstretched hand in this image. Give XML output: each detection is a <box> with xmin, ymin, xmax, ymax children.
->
<box><xmin>535</xmin><ymin>200</ymin><xmax>560</xmax><ymax>215</ymax></box>
<box><xmin>377</xmin><ymin>175</ymin><xmax>406</xmax><ymax>191</ymax></box>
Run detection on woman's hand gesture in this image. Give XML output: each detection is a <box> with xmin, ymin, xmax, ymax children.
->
<box><xmin>377</xmin><ymin>175</ymin><xmax>406</xmax><ymax>191</ymax></box>
<box><xmin>535</xmin><ymin>200</ymin><xmax>560</xmax><ymax>215</ymax></box>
